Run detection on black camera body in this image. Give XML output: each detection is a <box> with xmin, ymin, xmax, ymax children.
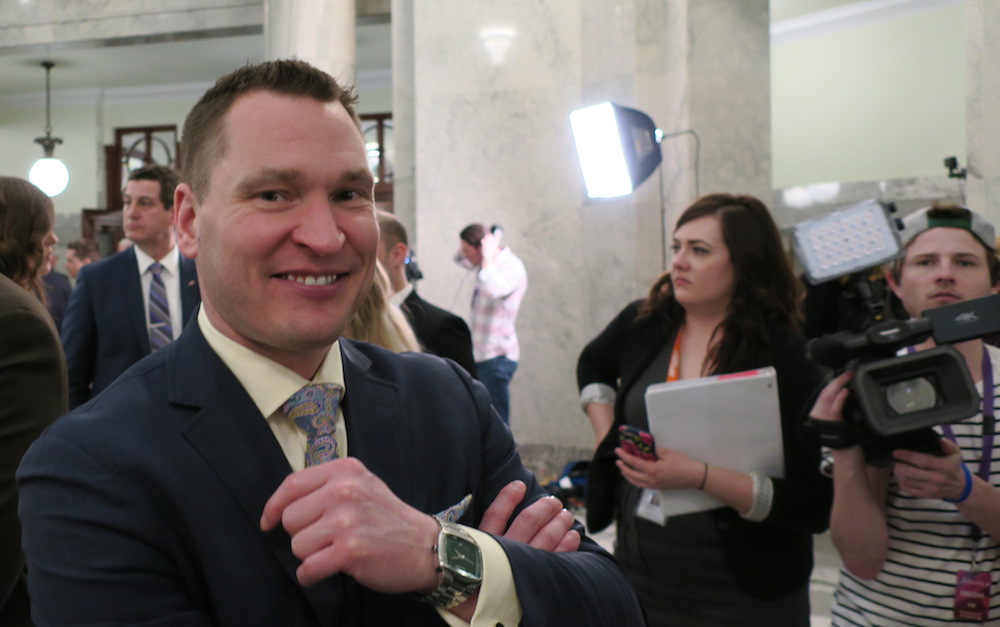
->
<box><xmin>808</xmin><ymin>294</ymin><xmax>1000</xmax><ymax>464</ymax></box>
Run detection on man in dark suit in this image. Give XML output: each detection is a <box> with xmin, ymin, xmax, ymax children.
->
<box><xmin>41</xmin><ymin>266</ymin><xmax>71</xmax><ymax>332</ymax></box>
<box><xmin>18</xmin><ymin>60</ymin><xmax>643</xmax><ymax>626</ymax></box>
<box><xmin>377</xmin><ymin>210</ymin><xmax>477</xmax><ymax>377</ymax></box>
<box><xmin>64</xmin><ymin>238</ymin><xmax>101</xmax><ymax>282</ymax></box>
<box><xmin>61</xmin><ymin>164</ymin><xmax>199</xmax><ymax>409</ymax></box>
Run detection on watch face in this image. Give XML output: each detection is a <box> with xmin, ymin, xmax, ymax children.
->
<box><xmin>442</xmin><ymin>532</ymin><xmax>483</xmax><ymax>580</ymax></box>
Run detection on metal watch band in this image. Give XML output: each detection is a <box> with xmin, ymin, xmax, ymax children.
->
<box><xmin>415</xmin><ymin>521</ymin><xmax>482</xmax><ymax>610</ymax></box>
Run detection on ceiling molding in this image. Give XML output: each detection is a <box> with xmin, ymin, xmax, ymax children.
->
<box><xmin>0</xmin><ymin>68</ymin><xmax>393</xmax><ymax>109</ymax></box>
<box><xmin>771</xmin><ymin>0</ymin><xmax>962</xmax><ymax>44</ymax></box>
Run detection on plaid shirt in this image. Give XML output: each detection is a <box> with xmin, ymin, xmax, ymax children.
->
<box><xmin>470</xmin><ymin>247</ymin><xmax>527</xmax><ymax>362</ymax></box>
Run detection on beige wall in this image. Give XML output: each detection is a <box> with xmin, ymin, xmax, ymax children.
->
<box><xmin>772</xmin><ymin>2</ymin><xmax>964</xmax><ymax>187</ymax></box>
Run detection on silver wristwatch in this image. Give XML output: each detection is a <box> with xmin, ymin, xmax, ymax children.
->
<box><xmin>417</xmin><ymin>521</ymin><xmax>483</xmax><ymax>609</ymax></box>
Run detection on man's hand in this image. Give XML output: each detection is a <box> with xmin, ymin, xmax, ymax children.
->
<box><xmin>809</xmin><ymin>370</ymin><xmax>855</xmax><ymax>423</ymax></box>
<box><xmin>260</xmin><ymin>457</ymin><xmax>440</xmax><ymax>591</ymax></box>
<box><xmin>893</xmin><ymin>438</ymin><xmax>968</xmax><ymax>501</ymax></box>
<box><xmin>479</xmin><ymin>480</ymin><xmax>580</xmax><ymax>552</ymax></box>
<box><xmin>479</xmin><ymin>232</ymin><xmax>501</xmax><ymax>268</ymax></box>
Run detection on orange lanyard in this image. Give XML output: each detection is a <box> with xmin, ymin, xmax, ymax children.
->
<box><xmin>666</xmin><ymin>330</ymin><xmax>682</xmax><ymax>382</ymax></box>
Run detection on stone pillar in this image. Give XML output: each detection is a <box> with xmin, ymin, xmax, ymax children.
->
<box><xmin>657</xmin><ymin>1</ymin><xmax>772</xmax><ymax>233</ymax></box>
<box><xmin>390</xmin><ymin>0</ymin><xmax>416</xmax><ymax>236</ymax></box>
<box><xmin>965</xmin><ymin>0</ymin><xmax>1000</xmax><ymax>225</ymax></box>
<box><xmin>396</xmin><ymin>0</ymin><xmax>771</xmax><ymax>461</ymax></box>
<box><xmin>264</xmin><ymin>0</ymin><xmax>357</xmax><ymax>86</ymax></box>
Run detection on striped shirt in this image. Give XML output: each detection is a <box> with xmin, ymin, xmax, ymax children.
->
<box><xmin>469</xmin><ymin>247</ymin><xmax>527</xmax><ymax>362</ymax></box>
<box><xmin>831</xmin><ymin>345</ymin><xmax>1000</xmax><ymax>625</ymax></box>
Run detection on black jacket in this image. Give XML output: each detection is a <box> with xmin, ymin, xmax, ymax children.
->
<box><xmin>578</xmin><ymin>300</ymin><xmax>831</xmax><ymax>599</ymax></box>
<box><xmin>402</xmin><ymin>289</ymin><xmax>477</xmax><ymax>378</ymax></box>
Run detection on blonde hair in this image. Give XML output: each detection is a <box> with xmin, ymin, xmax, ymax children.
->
<box><xmin>344</xmin><ymin>262</ymin><xmax>420</xmax><ymax>353</ymax></box>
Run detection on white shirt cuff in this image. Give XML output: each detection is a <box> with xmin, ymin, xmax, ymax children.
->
<box><xmin>436</xmin><ymin>527</ymin><xmax>521</xmax><ymax>627</ymax></box>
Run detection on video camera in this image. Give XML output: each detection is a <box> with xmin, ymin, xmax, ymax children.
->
<box><xmin>807</xmin><ymin>293</ymin><xmax>1000</xmax><ymax>465</ymax></box>
<box><xmin>793</xmin><ymin>199</ymin><xmax>1000</xmax><ymax>464</ymax></box>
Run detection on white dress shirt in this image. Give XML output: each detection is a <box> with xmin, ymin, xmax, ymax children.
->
<box><xmin>133</xmin><ymin>245</ymin><xmax>183</xmax><ymax>341</ymax></box>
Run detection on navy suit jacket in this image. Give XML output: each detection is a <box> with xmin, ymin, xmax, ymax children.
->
<box><xmin>41</xmin><ymin>271</ymin><xmax>71</xmax><ymax>333</ymax></box>
<box><xmin>18</xmin><ymin>325</ymin><xmax>644</xmax><ymax>626</ymax></box>
<box><xmin>402</xmin><ymin>289</ymin><xmax>477</xmax><ymax>378</ymax></box>
<box><xmin>61</xmin><ymin>246</ymin><xmax>199</xmax><ymax>409</ymax></box>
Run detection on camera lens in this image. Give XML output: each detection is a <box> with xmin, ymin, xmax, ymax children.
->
<box><xmin>885</xmin><ymin>377</ymin><xmax>938</xmax><ymax>414</ymax></box>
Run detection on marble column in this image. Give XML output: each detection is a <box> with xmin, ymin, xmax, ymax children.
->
<box><xmin>264</xmin><ymin>0</ymin><xmax>356</xmax><ymax>86</ymax></box>
<box><xmin>965</xmin><ymin>0</ymin><xmax>1000</xmax><ymax>225</ymax></box>
<box><xmin>396</xmin><ymin>0</ymin><xmax>771</xmax><ymax>461</ymax></box>
<box><xmin>390</xmin><ymin>0</ymin><xmax>416</xmax><ymax>237</ymax></box>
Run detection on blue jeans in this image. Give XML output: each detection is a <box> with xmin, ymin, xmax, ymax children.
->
<box><xmin>476</xmin><ymin>356</ymin><xmax>518</xmax><ymax>425</ymax></box>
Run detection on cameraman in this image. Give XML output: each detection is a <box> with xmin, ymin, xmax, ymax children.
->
<box><xmin>811</xmin><ymin>206</ymin><xmax>1000</xmax><ymax>625</ymax></box>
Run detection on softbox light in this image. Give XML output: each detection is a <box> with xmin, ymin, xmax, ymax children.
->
<box><xmin>570</xmin><ymin>101</ymin><xmax>662</xmax><ymax>198</ymax></box>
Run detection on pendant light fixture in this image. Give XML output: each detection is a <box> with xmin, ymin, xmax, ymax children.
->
<box><xmin>28</xmin><ymin>61</ymin><xmax>69</xmax><ymax>197</ymax></box>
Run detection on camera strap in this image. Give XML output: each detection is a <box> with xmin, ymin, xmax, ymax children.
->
<box><xmin>941</xmin><ymin>354</ymin><xmax>996</xmax><ymax>560</ymax></box>
<box><xmin>939</xmin><ymin>350</ymin><xmax>994</xmax><ymax>545</ymax></box>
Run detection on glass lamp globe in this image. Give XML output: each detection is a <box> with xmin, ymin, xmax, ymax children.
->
<box><xmin>29</xmin><ymin>157</ymin><xmax>69</xmax><ymax>197</ymax></box>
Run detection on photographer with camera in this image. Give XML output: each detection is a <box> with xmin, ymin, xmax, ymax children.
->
<box><xmin>811</xmin><ymin>206</ymin><xmax>1000</xmax><ymax>625</ymax></box>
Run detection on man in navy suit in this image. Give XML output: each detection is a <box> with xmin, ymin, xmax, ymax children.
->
<box><xmin>41</xmin><ymin>267</ymin><xmax>71</xmax><ymax>332</ymax></box>
<box><xmin>376</xmin><ymin>210</ymin><xmax>477</xmax><ymax>377</ymax></box>
<box><xmin>61</xmin><ymin>164</ymin><xmax>200</xmax><ymax>409</ymax></box>
<box><xmin>18</xmin><ymin>60</ymin><xmax>643</xmax><ymax>626</ymax></box>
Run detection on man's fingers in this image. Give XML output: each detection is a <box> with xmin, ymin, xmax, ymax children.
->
<box><xmin>525</xmin><ymin>508</ymin><xmax>576</xmax><ymax>552</ymax></box>
<box><xmin>505</xmin><ymin>495</ymin><xmax>562</xmax><ymax>543</ymax></box>
<box><xmin>811</xmin><ymin>371</ymin><xmax>854</xmax><ymax>420</ymax></box>
<box><xmin>479</xmin><ymin>480</ymin><xmax>526</xmax><ymax>535</ymax></box>
<box><xmin>939</xmin><ymin>438</ymin><xmax>961</xmax><ymax>456</ymax></box>
<box><xmin>262</xmin><ymin>469</ymin><xmax>323</xmax><ymax>530</ymax></box>
<box><xmin>296</xmin><ymin>543</ymin><xmax>347</xmax><ymax>587</ymax></box>
<box><xmin>554</xmin><ymin>529</ymin><xmax>582</xmax><ymax>553</ymax></box>
<box><xmin>260</xmin><ymin>459</ymin><xmax>359</xmax><ymax>531</ymax></box>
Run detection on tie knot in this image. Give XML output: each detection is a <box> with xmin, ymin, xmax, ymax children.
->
<box><xmin>283</xmin><ymin>383</ymin><xmax>343</xmax><ymax>466</ymax></box>
<box><xmin>148</xmin><ymin>262</ymin><xmax>164</xmax><ymax>276</ymax></box>
<box><xmin>284</xmin><ymin>383</ymin><xmax>343</xmax><ymax>419</ymax></box>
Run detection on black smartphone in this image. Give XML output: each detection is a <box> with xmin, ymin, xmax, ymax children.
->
<box><xmin>618</xmin><ymin>425</ymin><xmax>658</xmax><ymax>461</ymax></box>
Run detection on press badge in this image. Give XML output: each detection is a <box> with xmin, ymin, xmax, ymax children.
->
<box><xmin>954</xmin><ymin>570</ymin><xmax>991</xmax><ymax>622</ymax></box>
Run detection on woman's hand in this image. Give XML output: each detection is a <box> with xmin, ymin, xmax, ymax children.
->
<box><xmin>615</xmin><ymin>445</ymin><xmax>705</xmax><ymax>491</ymax></box>
<box><xmin>809</xmin><ymin>370</ymin><xmax>854</xmax><ymax>422</ymax></box>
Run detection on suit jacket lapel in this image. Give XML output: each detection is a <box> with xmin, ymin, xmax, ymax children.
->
<box><xmin>401</xmin><ymin>291</ymin><xmax>423</xmax><ymax>329</ymax></box>
<box><xmin>179</xmin><ymin>256</ymin><xmax>199</xmax><ymax>327</ymax></box>
<box><xmin>122</xmin><ymin>248</ymin><xmax>152</xmax><ymax>355</ymax></box>
<box><xmin>339</xmin><ymin>341</ymin><xmax>412</xmax><ymax>503</ymax></box>
<box><xmin>167</xmin><ymin>325</ymin><xmax>344</xmax><ymax>622</ymax></box>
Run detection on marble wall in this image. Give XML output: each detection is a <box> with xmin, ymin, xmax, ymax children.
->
<box><xmin>399</xmin><ymin>0</ymin><xmax>771</xmax><ymax>461</ymax></box>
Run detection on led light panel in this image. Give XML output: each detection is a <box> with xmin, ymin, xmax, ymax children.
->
<box><xmin>793</xmin><ymin>199</ymin><xmax>902</xmax><ymax>284</ymax></box>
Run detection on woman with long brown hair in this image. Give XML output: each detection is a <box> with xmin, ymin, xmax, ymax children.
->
<box><xmin>0</xmin><ymin>176</ymin><xmax>67</xmax><ymax>625</ymax></box>
<box><xmin>579</xmin><ymin>193</ymin><xmax>831</xmax><ymax>626</ymax></box>
<box><xmin>0</xmin><ymin>177</ymin><xmax>58</xmax><ymax>302</ymax></box>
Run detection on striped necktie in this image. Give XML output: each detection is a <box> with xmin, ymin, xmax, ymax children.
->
<box><xmin>147</xmin><ymin>262</ymin><xmax>173</xmax><ymax>351</ymax></box>
<box><xmin>283</xmin><ymin>383</ymin><xmax>344</xmax><ymax>466</ymax></box>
